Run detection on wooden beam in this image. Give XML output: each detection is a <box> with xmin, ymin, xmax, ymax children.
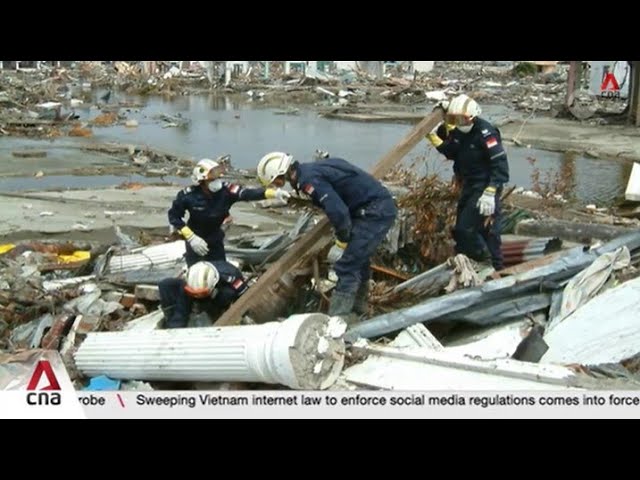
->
<box><xmin>214</xmin><ymin>108</ymin><xmax>445</xmax><ymax>326</ymax></box>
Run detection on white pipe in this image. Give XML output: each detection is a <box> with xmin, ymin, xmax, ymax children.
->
<box><xmin>74</xmin><ymin>313</ymin><xmax>347</xmax><ymax>390</ymax></box>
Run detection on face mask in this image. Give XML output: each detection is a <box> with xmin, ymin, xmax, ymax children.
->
<box><xmin>457</xmin><ymin>124</ymin><xmax>473</xmax><ymax>133</ymax></box>
<box><xmin>208</xmin><ymin>179</ymin><xmax>223</xmax><ymax>192</ymax></box>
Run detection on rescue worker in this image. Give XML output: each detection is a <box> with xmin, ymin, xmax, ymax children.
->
<box><xmin>169</xmin><ymin>158</ymin><xmax>291</xmax><ymax>266</ymax></box>
<box><xmin>256</xmin><ymin>152</ymin><xmax>397</xmax><ymax>319</ymax></box>
<box><xmin>426</xmin><ymin>94</ymin><xmax>510</xmax><ymax>270</ymax></box>
<box><xmin>158</xmin><ymin>260</ymin><xmax>249</xmax><ymax>328</ymax></box>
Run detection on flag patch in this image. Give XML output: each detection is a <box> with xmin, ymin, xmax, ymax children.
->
<box><xmin>232</xmin><ymin>279</ymin><xmax>243</xmax><ymax>290</ymax></box>
<box><xmin>486</xmin><ymin>137</ymin><xmax>498</xmax><ymax>148</ymax></box>
<box><xmin>229</xmin><ymin>184</ymin><xmax>240</xmax><ymax>194</ymax></box>
<box><xmin>303</xmin><ymin>184</ymin><xmax>315</xmax><ymax>195</ymax></box>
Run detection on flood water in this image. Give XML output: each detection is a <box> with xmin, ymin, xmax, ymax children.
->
<box><xmin>0</xmin><ymin>93</ymin><xmax>632</xmax><ymax>205</ymax></box>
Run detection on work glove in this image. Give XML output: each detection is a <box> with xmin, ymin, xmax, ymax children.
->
<box><xmin>426</xmin><ymin>123</ymin><xmax>444</xmax><ymax>148</ymax></box>
<box><xmin>327</xmin><ymin>240</ymin><xmax>347</xmax><ymax>263</ymax></box>
<box><xmin>265</xmin><ymin>188</ymin><xmax>291</xmax><ymax>203</ymax></box>
<box><xmin>433</xmin><ymin>100</ymin><xmax>450</xmax><ymax>112</ymax></box>
<box><xmin>180</xmin><ymin>226</ymin><xmax>209</xmax><ymax>256</ymax></box>
<box><xmin>476</xmin><ymin>187</ymin><xmax>496</xmax><ymax>216</ymax></box>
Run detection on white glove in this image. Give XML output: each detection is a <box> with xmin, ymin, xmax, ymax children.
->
<box><xmin>187</xmin><ymin>234</ymin><xmax>209</xmax><ymax>256</ymax></box>
<box><xmin>274</xmin><ymin>188</ymin><xmax>291</xmax><ymax>202</ymax></box>
<box><xmin>265</xmin><ymin>188</ymin><xmax>291</xmax><ymax>203</ymax></box>
<box><xmin>433</xmin><ymin>100</ymin><xmax>450</xmax><ymax>112</ymax></box>
<box><xmin>327</xmin><ymin>243</ymin><xmax>346</xmax><ymax>263</ymax></box>
<box><xmin>476</xmin><ymin>188</ymin><xmax>496</xmax><ymax>216</ymax></box>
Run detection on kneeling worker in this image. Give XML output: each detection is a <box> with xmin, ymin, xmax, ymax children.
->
<box><xmin>158</xmin><ymin>260</ymin><xmax>249</xmax><ymax>328</ymax></box>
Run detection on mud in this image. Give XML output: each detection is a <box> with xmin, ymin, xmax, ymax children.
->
<box><xmin>499</xmin><ymin>118</ymin><xmax>640</xmax><ymax>162</ymax></box>
<box><xmin>0</xmin><ymin>185</ymin><xmax>301</xmax><ymax>243</ymax></box>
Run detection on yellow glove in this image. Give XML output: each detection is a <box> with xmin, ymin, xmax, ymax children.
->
<box><xmin>426</xmin><ymin>132</ymin><xmax>443</xmax><ymax>148</ymax></box>
<box><xmin>335</xmin><ymin>240</ymin><xmax>348</xmax><ymax>249</ymax></box>
<box><xmin>445</xmin><ymin>123</ymin><xmax>456</xmax><ymax>133</ymax></box>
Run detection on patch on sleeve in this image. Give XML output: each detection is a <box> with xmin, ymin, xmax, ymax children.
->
<box><xmin>181</xmin><ymin>186</ymin><xmax>192</xmax><ymax>194</ymax></box>
<box><xmin>228</xmin><ymin>184</ymin><xmax>241</xmax><ymax>195</ymax></box>
<box><xmin>485</xmin><ymin>137</ymin><xmax>498</xmax><ymax>149</ymax></box>
<box><xmin>232</xmin><ymin>278</ymin><xmax>244</xmax><ymax>290</ymax></box>
<box><xmin>481</xmin><ymin>129</ymin><xmax>490</xmax><ymax>136</ymax></box>
<box><xmin>303</xmin><ymin>183</ymin><xmax>315</xmax><ymax>195</ymax></box>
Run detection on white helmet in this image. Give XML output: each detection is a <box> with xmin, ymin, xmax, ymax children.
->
<box><xmin>191</xmin><ymin>158</ymin><xmax>220</xmax><ymax>184</ymax></box>
<box><xmin>447</xmin><ymin>94</ymin><xmax>482</xmax><ymax>119</ymax></box>
<box><xmin>184</xmin><ymin>261</ymin><xmax>219</xmax><ymax>298</ymax></box>
<box><xmin>257</xmin><ymin>151</ymin><xmax>293</xmax><ymax>186</ymax></box>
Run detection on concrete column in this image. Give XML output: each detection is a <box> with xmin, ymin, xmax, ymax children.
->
<box><xmin>74</xmin><ymin>313</ymin><xmax>346</xmax><ymax>390</ymax></box>
<box><xmin>225</xmin><ymin>62</ymin><xmax>232</xmax><ymax>86</ymax></box>
<box><xmin>565</xmin><ymin>61</ymin><xmax>579</xmax><ymax>108</ymax></box>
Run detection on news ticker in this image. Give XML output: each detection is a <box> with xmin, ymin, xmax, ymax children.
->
<box><xmin>3</xmin><ymin>390</ymin><xmax>640</xmax><ymax>418</ymax></box>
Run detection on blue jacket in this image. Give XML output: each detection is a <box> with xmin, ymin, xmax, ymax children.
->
<box><xmin>294</xmin><ymin>157</ymin><xmax>393</xmax><ymax>243</ymax></box>
<box><xmin>210</xmin><ymin>260</ymin><xmax>248</xmax><ymax>307</ymax></box>
<box><xmin>437</xmin><ymin>117</ymin><xmax>509</xmax><ymax>189</ymax></box>
<box><xmin>168</xmin><ymin>182</ymin><xmax>266</xmax><ymax>238</ymax></box>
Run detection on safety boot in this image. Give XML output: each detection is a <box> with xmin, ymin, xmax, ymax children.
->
<box><xmin>328</xmin><ymin>290</ymin><xmax>358</xmax><ymax>326</ymax></box>
<box><xmin>352</xmin><ymin>281</ymin><xmax>370</xmax><ymax>316</ymax></box>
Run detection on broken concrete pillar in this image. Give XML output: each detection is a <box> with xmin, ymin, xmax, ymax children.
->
<box><xmin>74</xmin><ymin>313</ymin><xmax>346</xmax><ymax>390</ymax></box>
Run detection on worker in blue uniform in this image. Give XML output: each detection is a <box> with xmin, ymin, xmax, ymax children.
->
<box><xmin>159</xmin><ymin>260</ymin><xmax>249</xmax><ymax>328</ymax></box>
<box><xmin>169</xmin><ymin>158</ymin><xmax>291</xmax><ymax>267</ymax></box>
<box><xmin>256</xmin><ymin>152</ymin><xmax>397</xmax><ymax>319</ymax></box>
<box><xmin>426</xmin><ymin>94</ymin><xmax>510</xmax><ymax>270</ymax></box>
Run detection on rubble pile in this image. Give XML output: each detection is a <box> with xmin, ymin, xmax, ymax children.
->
<box><xmin>2</xmin><ymin>61</ymin><xmax>640</xmax><ymax>394</ymax></box>
<box><xmin>394</xmin><ymin>171</ymin><xmax>458</xmax><ymax>265</ymax></box>
<box><xmin>1</xmin><ymin>61</ymin><xmax>631</xmax><ymax>140</ymax></box>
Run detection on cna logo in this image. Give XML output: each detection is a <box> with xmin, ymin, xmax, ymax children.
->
<box><xmin>600</xmin><ymin>70</ymin><xmax>621</xmax><ymax>98</ymax></box>
<box><xmin>26</xmin><ymin>360</ymin><xmax>62</xmax><ymax>405</ymax></box>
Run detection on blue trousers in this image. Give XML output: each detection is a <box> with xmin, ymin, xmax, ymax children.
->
<box><xmin>158</xmin><ymin>278</ymin><xmax>193</xmax><ymax>328</ymax></box>
<box><xmin>453</xmin><ymin>186</ymin><xmax>503</xmax><ymax>270</ymax></box>
<box><xmin>333</xmin><ymin>198</ymin><xmax>397</xmax><ymax>294</ymax></box>
<box><xmin>184</xmin><ymin>232</ymin><xmax>226</xmax><ymax>267</ymax></box>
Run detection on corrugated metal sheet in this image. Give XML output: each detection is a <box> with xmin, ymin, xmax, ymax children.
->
<box><xmin>501</xmin><ymin>237</ymin><xmax>562</xmax><ymax>267</ymax></box>
<box><xmin>105</xmin><ymin>240</ymin><xmax>185</xmax><ymax>275</ymax></box>
<box><xmin>346</xmin><ymin>230</ymin><xmax>640</xmax><ymax>342</ymax></box>
<box><xmin>542</xmin><ymin>275</ymin><xmax>640</xmax><ymax>366</ymax></box>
